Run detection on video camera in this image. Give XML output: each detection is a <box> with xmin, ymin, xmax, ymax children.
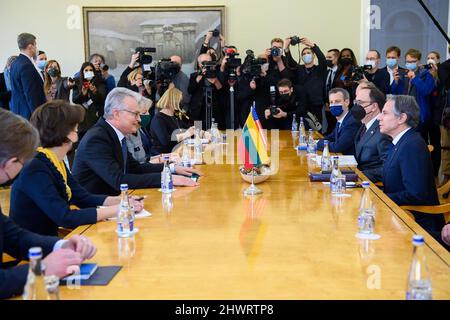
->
<box><xmin>241</xmin><ymin>50</ymin><xmax>267</xmax><ymax>81</ymax></box>
<box><xmin>136</xmin><ymin>47</ymin><xmax>156</xmax><ymax>81</ymax></box>
<box><xmin>155</xmin><ymin>59</ymin><xmax>180</xmax><ymax>83</ymax></box>
<box><xmin>347</xmin><ymin>65</ymin><xmax>373</xmax><ymax>82</ymax></box>
<box><xmin>223</xmin><ymin>47</ymin><xmax>242</xmax><ymax>81</ymax></box>
<box><xmin>201</xmin><ymin>61</ymin><xmax>218</xmax><ymax>79</ymax></box>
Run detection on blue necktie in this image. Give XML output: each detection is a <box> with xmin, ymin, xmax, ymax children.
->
<box><xmin>336</xmin><ymin>122</ymin><xmax>341</xmax><ymax>140</ymax></box>
<box><xmin>121</xmin><ymin>138</ymin><xmax>128</xmax><ymax>174</ymax></box>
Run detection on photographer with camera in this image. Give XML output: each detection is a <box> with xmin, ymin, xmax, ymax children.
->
<box><xmin>167</xmin><ymin>55</ymin><xmax>191</xmax><ymax>112</ymax></box>
<box><xmin>363</xmin><ymin>50</ymin><xmax>390</xmax><ymax>96</ymax></box>
<box><xmin>217</xmin><ymin>46</ymin><xmax>243</xmax><ymax>129</ymax></box>
<box><xmin>438</xmin><ymin>57</ymin><xmax>450</xmax><ymax>185</ymax></box>
<box><xmin>404</xmin><ymin>49</ymin><xmax>436</xmax><ymax>145</ymax></box>
<box><xmin>426</xmin><ymin>51</ymin><xmax>443</xmax><ymax>178</ymax></box>
<box><xmin>377</xmin><ymin>46</ymin><xmax>408</xmax><ymax>96</ymax></box>
<box><xmin>199</xmin><ymin>29</ymin><xmax>225</xmax><ymax>62</ymax></box>
<box><xmin>263</xmin><ymin>38</ymin><xmax>289</xmax><ymax>82</ymax></box>
<box><xmin>282</xmin><ymin>37</ymin><xmax>327</xmax><ymax>130</ymax></box>
<box><xmin>43</xmin><ymin>59</ymin><xmax>75</xmax><ymax>102</ymax></box>
<box><xmin>118</xmin><ymin>50</ymin><xmax>156</xmax><ymax>101</ymax></box>
<box><xmin>188</xmin><ymin>54</ymin><xmax>224</xmax><ymax>129</ymax></box>
<box><xmin>263</xmin><ymin>78</ymin><xmax>305</xmax><ymax>130</ymax></box>
<box><xmin>72</xmin><ymin>62</ymin><xmax>106</xmax><ymax>139</ymax></box>
<box><xmin>236</xmin><ymin>52</ymin><xmax>274</xmax><ymax>128</ymax></box>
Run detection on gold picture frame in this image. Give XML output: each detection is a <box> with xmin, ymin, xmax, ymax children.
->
<box><xmin>82</xmin><ymin>6</ymin><xmax>225</xmax><ymax>77</ymax></box>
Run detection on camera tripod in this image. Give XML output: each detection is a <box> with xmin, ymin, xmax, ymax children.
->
<box><xmin>204</xmin><ymin>80</ymin><xmax>213</xmax><ymax>130</ymax></box>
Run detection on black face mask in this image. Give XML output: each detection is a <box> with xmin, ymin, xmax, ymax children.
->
<box><xmin>351</xmin><ymin>103</ymin><xmax>367</xmax><ymax>121</ymax></box>
<box><xmin>340</xmin><ymin>58</ymin><xmax>353</xmax><ymax>67</ymax></box>
<box><xmin>278</xmin><ymin>93</ymin><xmax>291</xmax><ymax>104</ymax></box>
<box><xmin>326</xmin><ymin>60</ymin><xmax>334</xmax><ymax>68</ymax></box>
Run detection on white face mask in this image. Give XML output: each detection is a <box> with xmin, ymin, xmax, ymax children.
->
<box><xmin>365</xmin><ymin>60</ymin><xmax>376</xmax><ymax>68</ymax></box>
<box><xmin>262</xmin><ymin>63</ymin><xmax>269</xmax><ymax>72</ymax></box>
<box><xmin>427</xmin><ymin>59</ymin><xmax>437</xmax><ymax>65</ymax></box>
<box><xmin>84</xmin><ymin>71</ymin><xmax>94</xmax><ymax>80</ymax></box>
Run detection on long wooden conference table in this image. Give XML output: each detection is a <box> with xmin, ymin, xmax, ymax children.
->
<box><xmin>46</xmin><ymin>131</ymin><xmax>449</xmax><ymax>299</ymax></box>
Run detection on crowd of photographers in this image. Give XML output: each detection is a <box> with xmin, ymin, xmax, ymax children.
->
<box><xmin>1</xmin><ymin>32</ymin><xmax>450</xmax><ymax>180</ymax></box>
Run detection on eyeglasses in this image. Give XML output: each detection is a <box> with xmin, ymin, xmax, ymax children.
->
<box><xmin>121</xmin><ymin>109</ymin><xmax>141</xmax><ymax>118</ymax></box>
<box><xmin>354</xmin><ymin>100</ymin><xmax>374</xmax><ymax>108</ymax></box>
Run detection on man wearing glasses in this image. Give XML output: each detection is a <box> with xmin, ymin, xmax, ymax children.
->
<box><xmin>352</xmin><ymin>82</ymin><xmax>392</xmax><ymax>183</ymax></box>
<box><xmin>72</xmin><ymin>87</ymin><xmax>200</xmax><ymax>196</ymax></box>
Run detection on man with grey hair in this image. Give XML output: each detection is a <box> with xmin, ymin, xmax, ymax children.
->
<box><xmin>316</xmin><ymin>88</ymin><xmax>361</xmax><ymax>155</ymax></box>
<box><xmin>9</xmin><ymin>33</ymin><xmax>46</xmax><ymax>119</ymax></box>
<box><xmin>379</xmin><ymin>94</ymin><xmax>446</xmax><ymax>240</ymax></box>
<box><xmin>72</xmin><ymin>87</ymin><xmax>200</xmax><ymax>196</ymax></box>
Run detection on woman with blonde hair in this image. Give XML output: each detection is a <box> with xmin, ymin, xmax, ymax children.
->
<box><xmin>150</xmin><ymin>87</ymin><xmax>210</xmax><ymax>154</ymax></box>
<box><xmin>43</xmin><ymin>59</ymin><xmax>75</xmax><ymax>102</ymax></box>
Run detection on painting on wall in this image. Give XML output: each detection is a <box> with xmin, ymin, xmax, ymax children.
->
<box><xmin>83</xmin><ymin>6</ymin><xmax>224</xmax><ymax>79</ymax></box>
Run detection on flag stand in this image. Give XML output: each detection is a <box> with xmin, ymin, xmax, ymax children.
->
<box><xmin>243</xmin><ymin>167</ymin><xmax>263</xmax><ymax>196</ymax></box>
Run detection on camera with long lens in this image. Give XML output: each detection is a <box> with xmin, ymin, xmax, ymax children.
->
<box><xmin>201</xmin><ymin>61</ymin><xmax>218</xmax><ymax>79</ymax></box>
<box><xmin>224</xmin><ymin>47</ymin><xmax>242</xmax><ymax>81</ymax></box>
<box><xmin>347</xmin><ymin>65</ymin><xmax>373</xmax><ymax>82</ymax></box>
<box><xmin>154</xmin><ymin>59</ymin><xmax>180</xmax><ymax>94</ymax></box>
<box><xmin>241</xmin><ymin>50</ymin><xmax>267</xmax><ymax>81</ymax></box>
<box><xmin>136</xmin><ymin>47</ymin><xmax>156</xmax><ymax>81</ymax></box>
<box><xmin>290</xmin><ymin>36</ymin><xmax>301</xmax><ymax>46</ymax></box>
<box><xmin>271</xmin><ymin>46</ymin><xmax>283</xmax><ymax>57</ymax></box>
<box><xmin>269</xmin><ymin>85</ymin><xmax>279</xmax><ymax>117</ymax></box>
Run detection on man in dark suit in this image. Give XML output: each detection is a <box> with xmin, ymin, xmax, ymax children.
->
<box><xmin>72</xmin><ymin>88</ymin><xmax>200</xmax><ymax>196</ymax></box>
<box><xmin>317</xmin><ymin>88</ymin><xmax>361</xmax><ymax>155</ymax></box>
<box><xmin>363</xmin><ymin>50</ymin><xmax>390</xmax><ymax>96</ymax></box>
<box><xmin>353</xmin><ymin>83</ymin><xmax>392</xmax><ymax>182</ymax></box>
<box><xmin>377</xmin><ymin>46</ymin><xmax>408</xmax><ymax>96</ymax></box>
<box><xmin>282</xmin><ymin>38</ymin><xmax>327</xmax><ymax>127</ymax></box>
<box><xmin>379</xmin><ymin>95</ymin><xmax>446</xmax><ymax>240</ymax></box>
<box><xmin>0</xmin><ymin>108</ymin><xmax>96</xmax><ymax>299</ymax></box>
<box><xmin>9</xmin><ymin>33</ymin><xmax>46</xmax><ymax>119</ymax></box>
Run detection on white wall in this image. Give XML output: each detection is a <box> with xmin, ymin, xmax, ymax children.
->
<box><xmin>0</xmin><ymin>0</ymin><xmax>364</xmax><ymax>76</ymax></box>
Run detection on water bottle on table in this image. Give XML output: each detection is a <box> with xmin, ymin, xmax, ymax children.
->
<box><xmin>117</xmin><ymin>184</ymin><xmax>134</xmax><ymax>237</ymax></box>
<box><xmin>23</xmin><ymin>247</ymin><xmax>50</xmax><ymax>300</ymax></box>
<box><xmin>406</xmin><ymin>234</ymin><xmax>432</xmax><ymax>300</ymax></box>
<box><xmin>307</xmin><ymin>129</ymin><xmax>316</xmax><ymax>154</ymax></box>
<box><xmin>321</xmin><ymin>140</ymin><xmax>332</xmax><ymax>172</ymax></box>
<box><xmin>291</xmin><ymin>113</ymin><xmax>298</xmax><ymax>132</ymax></box>
<box><xmin>297</xmin><ymin>117</ymin><xmax>307</xmax><ymax>150</ymax></box>
<box><xmin>357</xmin><ymin>181</ymin><xmax>375</xmax><ymax>234</ymax></box>
<box><xmin>161</xmin><ymin>155</ymin><xmax>174</xmax><ymax>194</ymax></box>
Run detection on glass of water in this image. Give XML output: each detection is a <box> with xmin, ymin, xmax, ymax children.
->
<box><xmin>336</xmin><ymin>175</ymin><xmax>346</xmax><ymax>195</ymax></box>
<box><xmin>359</xmin><ymin>210</ymin><xmax>375</xmax><ymax>234</ymax></box>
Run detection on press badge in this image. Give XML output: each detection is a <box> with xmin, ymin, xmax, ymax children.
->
<box><xmin>83</xmin><ymin>99</ymin><xmax>94</xmax><ymax>109</ymax></box>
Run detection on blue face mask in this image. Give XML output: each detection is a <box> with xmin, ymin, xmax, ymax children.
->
<box><xmin>303</xmin><ymin>54</ymin><xmax>313</xmax><ymax>64</ymax></box>
<box><xmin>386</xmin><ymin>58</ymin><xmax>397</xmax><ymax>69</ymax></box>
<box><xmin>405</xmin><ymin>62</ymin><xmax>417</xmax><ymax>71</ymax></box>
<box><xmin>330</xmin><ymin>104</ymin><xmax>344</xmax><ymax>117</ymax></box>
<box><xmin>37</xmin><ymin>60</ymin><xmax>46</xmax><ymax>70</ymax></box>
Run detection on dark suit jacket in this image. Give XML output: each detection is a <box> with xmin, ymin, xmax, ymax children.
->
<box><xmin>365</xmin><ymin>68</ymin><xmax>390</xmax><ymax>96</ymax></box>
<box><xmin>10</xmin><ymin>154</ymin><xmax>107</xmax><ymax>236</ymax></box>
<box><xmin>9</xmin><ymin>54</ymin><xmax>46</xmax><ymax>119</ymax></box>
<box><xmin>317</xmin><ymin>112</ymin><xmax>361</xmax><ymax>155</ymax></box>
<box><xmin>383</xmin><ymin>129</ymin><xmax>445</xmax><ymax>234</ymax></box>
<box><xmin>355</xmin><ymin>119</ymin><xmax>392</xmax><ymax>182</ymax></box>
<box><xmin>0</xmin><ymin>207</ymin><xmax>58</xmax><ymax>299</ymax></box>
<box><xmin>0</xmin><ymin>72</ymin><xmax>11</xmax><ymax>109</ymax></box>
<box><xmin>72</xmin><ymin>117</ymin><xmax>164</xmax><ymax>196</ymax></box>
